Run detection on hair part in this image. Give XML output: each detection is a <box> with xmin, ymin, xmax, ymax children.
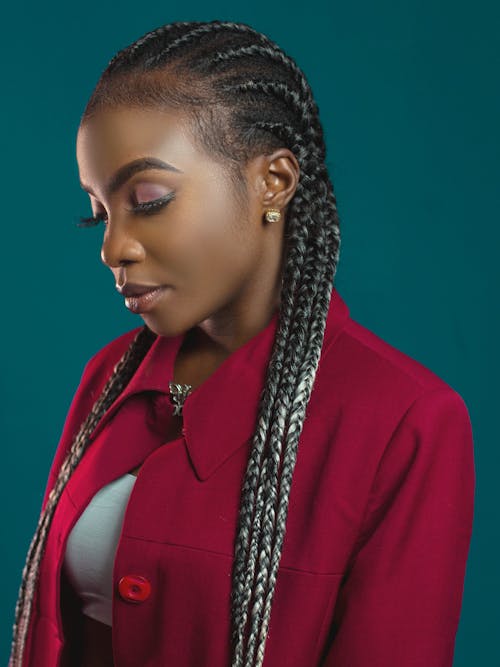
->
<box><xmin>10</xmin><ymin>20</ymin><xmax>341</xmax><ymax>667</ymax></box>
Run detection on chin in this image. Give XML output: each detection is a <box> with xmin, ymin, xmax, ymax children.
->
<box><xmin>140</xmin><ymin>313</ymin><xmax>189</xmax><ymax>340</ymax></box>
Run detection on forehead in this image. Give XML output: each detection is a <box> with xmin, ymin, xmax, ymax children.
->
<box><xmin>76</xmin><ymin>107</ymin><xmax>204</xmax><ymax>184</ymax></box>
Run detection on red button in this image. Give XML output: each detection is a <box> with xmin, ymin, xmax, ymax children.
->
<box><xmin>118</xmin><ymin>575</ymin><xmax>152</xmax><ymax>603</ymax></box>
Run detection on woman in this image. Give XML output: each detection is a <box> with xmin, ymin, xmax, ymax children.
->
<box><xmin>9</xmin><ymin>19</ymin><xmax>475</xmax><ymax>667</ymax></box>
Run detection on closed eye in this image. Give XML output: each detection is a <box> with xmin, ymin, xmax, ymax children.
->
<box><xmin>75</xmin><ymin>192</ymin><xmax>176</xmax><ymax>228</ymax></box>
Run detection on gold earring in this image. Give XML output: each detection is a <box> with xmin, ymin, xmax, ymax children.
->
<box><xmin>265</xmin><ymin>208</ymin><xmax>281</xmax><ymax>223</ymax></box>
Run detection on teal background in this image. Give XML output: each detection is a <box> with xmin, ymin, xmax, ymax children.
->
<box><xmin>1</xmin><ymin>0</ymin><xmax>497</xmax><ymax>663</ymax></box>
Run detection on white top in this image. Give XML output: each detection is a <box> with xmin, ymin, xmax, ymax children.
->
<box><xmin>63</xmin><ymin>472</ymin><xmax>137</xmax><ymax>626</ymax></box>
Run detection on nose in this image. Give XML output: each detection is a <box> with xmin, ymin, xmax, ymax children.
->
<box><xmin>100</xmin><ymin>222</ymin><xmax>145</xmax><ymax>268</ymax></box>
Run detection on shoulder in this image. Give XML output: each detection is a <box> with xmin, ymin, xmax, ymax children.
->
<box><xmin>342</xmin><ymin>317</ymin><xmax>452</xmax><ymax>390</ymax></box>
<box><xmin>317</xmin><ymin>311</ymin><xmax>474</xmax><ymax>502</ymax></box>
<box><xmin>318</xmin><ymin>312</ymin><xmax>469</xmax><ymax>423</ymax></box>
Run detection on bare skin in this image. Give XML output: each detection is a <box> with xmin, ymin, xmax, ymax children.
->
<box><xmin>74</xmin><ymin>104</ymin><xmax>299</xmax><ymax>665</ymax></box>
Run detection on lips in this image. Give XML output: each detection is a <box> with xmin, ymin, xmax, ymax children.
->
<box><xmin>123</xmin><ymin>286</ymin><xmax>170</xmax><ymax>314</ymax></box>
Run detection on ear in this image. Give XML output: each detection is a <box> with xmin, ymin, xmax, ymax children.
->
<box><xmin>248</xmin><ymin>148</ymin><xmax>300</xmax><ymax>211</ymax></box>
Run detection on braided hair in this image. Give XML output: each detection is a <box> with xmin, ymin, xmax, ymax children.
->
<box><xmin>10</xmin><ymin>20</ymin><xmax>341</xmax><ymax>667</ymax></box>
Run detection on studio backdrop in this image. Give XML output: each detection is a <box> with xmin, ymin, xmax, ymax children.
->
<box><xmin>1</xmin><ymin>1</ymin><xmax>497</xmax><ymax>665</ymax></box>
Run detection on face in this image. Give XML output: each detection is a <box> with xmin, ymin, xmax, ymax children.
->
<box><xmin>76</xmin><ymin>106</ymin><xmax>287</xmax><ymax>349</ymax></box>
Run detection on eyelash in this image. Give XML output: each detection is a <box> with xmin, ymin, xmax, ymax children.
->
<box><xmin>76</xmin><ymin>193</ymin><xmax>175</xmax><ymax>228</ymax></box>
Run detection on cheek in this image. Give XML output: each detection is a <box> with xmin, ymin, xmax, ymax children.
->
<box><xmin>166</xmin><ymin>198</ymin><xmax>255</xmax><ymax>278</ymax></box>
<box><xmin>197</xmin><ymin>215</ymin><xmax>256</xmax><ymax>280</ymax></box>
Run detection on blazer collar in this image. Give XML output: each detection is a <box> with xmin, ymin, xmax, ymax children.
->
<box><xmin>92</xmin><ymin>287</ymin><xmax>350</xmax><ymax>481</ymax></box>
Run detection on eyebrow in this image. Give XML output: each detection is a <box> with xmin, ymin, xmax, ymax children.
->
<box><xmin>79</xmin><ymin>157</ymin><xmax>183</xmax><ymax>197</ymax></box>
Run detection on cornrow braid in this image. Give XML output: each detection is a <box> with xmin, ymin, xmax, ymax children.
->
<box><xmin>141</xmin><ymin>21</ymin><xmax>273</xmax><ymax>69</ymax></box>
<box><xmin>9</xmin><ymin>325</ymin><xmax>157</xmax><ymax>666</ymax></box>
<box><xmin>9</xmin><ymin>20</ymin><xmax>342</xmax><ymax>667</ymax></box>
<box><xmin>222</xmin><ymin>80</ymin><xmax>311</xmax><ymax>125</ymax></box>
<box><xmin>207</xmin><ymin>44</ymin><xmax>313</xmax><ymax>99</ymax></box>
<box><xmin>105</xmin><ymin>22</ymin><xmax>191</xmax><ymax>73</ymax></box>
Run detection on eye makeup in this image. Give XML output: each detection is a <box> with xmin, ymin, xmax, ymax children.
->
<box><xmin>76</xmin><ymin>191</ymin><xmax>176</xmax><ymax>228</ymax></box>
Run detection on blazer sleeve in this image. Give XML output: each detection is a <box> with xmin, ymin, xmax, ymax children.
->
<box><xmin>321</xmin><ymin>387</ymin><xmax>475</xmax><ymax>667</ymax></box>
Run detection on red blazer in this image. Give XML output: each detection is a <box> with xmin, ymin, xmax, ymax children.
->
<box><xmin>19</xmin><ymin>287</ymin><xmax>475</xmax><ymax>666</ymax></box>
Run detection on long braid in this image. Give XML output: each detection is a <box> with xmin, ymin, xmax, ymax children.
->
<box><xmin>9</xmin><ymin>325</ymin><xmax>156</xmax><ymax>666</ymax></box>
<box><xmin>231</xmin><ymin>125</ymin><xmax>337</xmax><ymax>666</ymax></box>
<box><xmin>10</xmin><ymin>20</ymin><xmax>342</xmax><ymax>667</ymax></box>
<box><xmin>230</xmin><ymin>133</ymin><xmax>326</xmax><ymax>665</ymax></box>
<box><xmin>253</xmin><ymin>205</ymin><xmax>336</xmax><ymax>667</ymax></box>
